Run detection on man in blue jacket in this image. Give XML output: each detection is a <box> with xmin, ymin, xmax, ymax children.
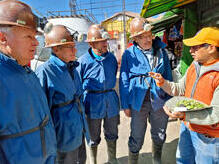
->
<box><xmin>77</xmin><ymin>24</ymin><xmax>120</xmax><ymax>164</ymax></box>
<box><xmin>119</xmin><ymin>17</ymin><xmax>172</xmax><ymax>164</ymax></box>
<box><xmin>0</xmin><ymin>0</ymin><xmax>57</xmax><ymax>164</ymax></box>
<box><xmin>36</xmin><ymin>25</ymin><xmax>90</xmax><ymax>164</ymax></box>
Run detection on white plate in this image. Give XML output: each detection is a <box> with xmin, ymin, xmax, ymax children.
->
<box><xmin>174</xmin><ymin>107</ymin><xmax>188</xmax><ymax>112</ymax></box>
<box><xmin>165</xmin><ymin>96</ymin><xmax>211</xmax><ymax>112</ymax></box>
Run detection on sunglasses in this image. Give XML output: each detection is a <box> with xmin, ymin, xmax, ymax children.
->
<box><xmin>190</xmin><ymin>44</ymin><xmax>209</xmax><ymax>51</ymax></box>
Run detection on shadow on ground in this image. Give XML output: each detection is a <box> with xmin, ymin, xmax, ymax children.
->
<box><xmin>109</xmin><ymin>138</ymin><xmax>179</xmax><ymax>164</ymax></box>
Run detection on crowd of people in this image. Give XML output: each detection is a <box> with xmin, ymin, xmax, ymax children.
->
<box><xmin>0</xmin><ymin>0</ymin><xmax>219</xmax><ymax>164</ymax></box>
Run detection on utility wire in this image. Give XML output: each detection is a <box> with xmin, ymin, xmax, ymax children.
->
<box><xmin>76</xmin><ymin>3</ymin><xmax>143</xmax><ymax>11</ymax></box>
<box><xmin>78</xmin><ymin>0</ymin><xmax>119</xmax><ymax>6</ymax></box>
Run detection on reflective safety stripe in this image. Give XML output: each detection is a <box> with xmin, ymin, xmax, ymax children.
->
<box><xmin>0</xmin><ymin>115</ymin><xmax>49</xmax><ymax>157</ymax></box>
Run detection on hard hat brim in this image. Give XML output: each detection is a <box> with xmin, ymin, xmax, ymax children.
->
<box><xmin>0</xmin><ymin>21</ymin><xmax>42</xmax><ymax>34</ymax></box>
<box><xmin>45</xmin><ymin>41</ymin><xmax>75</xmax><ymax>48</ymax></box>
<box><xmin>130</xmin><ymin>26</ymin><xmax>153</xmax><ymax>38</ymax></box>
<box><xmin>85</xmin><ymin>38</ymin><xmax>108</xmax><ymax>43</ymax></box>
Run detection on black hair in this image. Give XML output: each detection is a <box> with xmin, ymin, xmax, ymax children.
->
<box><xmin>217</xmin><ymin>47</ymin><xmax>219</xmax><ymax>52</ymax></box>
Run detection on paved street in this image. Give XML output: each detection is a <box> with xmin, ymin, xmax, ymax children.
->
<box><xmin>86</xmin><ymin>112</ymin><xmax>181</xmax><ymax>164</ymax></box>
<box><xmin>86</xmin><ymin>77</ymin><xmax>181</xmax><ymax>164</ymax></box>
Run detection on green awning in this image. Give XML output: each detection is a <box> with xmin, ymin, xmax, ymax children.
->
<box><xmin>151</xmin><ymin>9</ymin><xmax>183</xmax><ymax>33</ymax></box>
<box><xmin>140</xmin><ymin>0</ymin><xmax>196</xmax><ymax>18</ymax></box>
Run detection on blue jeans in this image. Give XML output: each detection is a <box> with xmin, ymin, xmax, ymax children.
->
<box><xmin>128</xmin><ymin>100</ymin><xmax>168</xmax><ymax>153</ymax></box>
<box><xmin>176</xmin><ymin>122</ymin><xmax>219</xmax><ymax>164</ymax></box>
<box><xmin>87</xmin><ymin>115</ymin><xmax>120</xmax><ymax>146</ymax></box>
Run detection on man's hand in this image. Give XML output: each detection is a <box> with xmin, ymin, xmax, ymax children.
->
<box><xmin>163</xmin><ymin>106</ymin><xmax>185</xmax><ymax>119</ymax></box>
<box><xmin>123</xmin><ymin>109</ymin><xmax>131</xmax><ymax>117</ymax></box>
<box><xmin>148</xmin><ymin>72</ymin><xmax>165</xmax><ymax>87</ymax></box>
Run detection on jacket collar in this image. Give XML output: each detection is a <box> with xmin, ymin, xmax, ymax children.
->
<box><xmin>194</xmin><ymin>61</ymin><xmax>219</xmax><ymax>76</ymax></box>
<box><xmin>0</xmin><ymin>52</ymin><xmax>32</xmax><ymax>73</ymax></box>
<box><xmin>49</xmin><ymin>53</ymin><xmax>79</xmax><ymax>71</ymax></box>
<box><xmin>132</xmin><ymin>42</ymin><xmax>154</xmax><ymax>58</ymax></box>
<box><xmin>88</xmin><ymin>48</ymin><xmax>108</xmax><ymax>61</ymax></box>
<box><xmin>50</xmin><ymin>53</ymin><xmax>67</xmax><ymax>69</ymax></box>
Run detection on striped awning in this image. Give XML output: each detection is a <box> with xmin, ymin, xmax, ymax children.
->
<box><xmin>140</xmin><ymin>0</ymin><xmax>196</xmax><ymax>18</ymax></box>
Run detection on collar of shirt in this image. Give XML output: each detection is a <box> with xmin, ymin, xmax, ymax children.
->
<box><xmin>136</xmin><ymin>45</ymin><xmax>153</xmax><ymax>54</ymax></box>
<box><xmin>136</xmin><ymin>45</ymin><xmax>155</xmax><ymax>69</ymax></box>
<box><xmin>67</xmin><ymin>61</ymin><xmax>79</xmax><ymax>70</ymax></box>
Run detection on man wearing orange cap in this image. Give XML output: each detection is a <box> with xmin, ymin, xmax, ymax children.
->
<box><xmin>77</xmin><ymin>24</ymin><xmax>120</xmax><ymax>164</ymax></box>
<box><xmin>149</xmin><ymin>27</ymin><xmax>219</xmax><ymax>164</ymax></box>
<box><xmin>0</xmin><ymin>0</ymin><xmax>57</xmax><ymax>163</ymax></box>
<box><xmin>119</xmin><ymin>17</ymin><xmax>172</xmax><ymax>164</ymax></box>
<box><xmin>35</xmin><ymin>25</ymin><xmax>91</xmax><ymax>164</ymax></box>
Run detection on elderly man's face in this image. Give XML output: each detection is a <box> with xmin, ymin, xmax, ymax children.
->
<box><xmin>134</xmin><ymin>31</ymin><xmax>152</xmax><ymax>50</ymax></box>
<box><xmin>6</xmin><ymin>26</ymin><xmax>38</xmax><ymax>66</ymax></box>
<box><xmin>54</xmin><ymin>43</ymin><xmax>77</xmax><ymax>63</ymax></box>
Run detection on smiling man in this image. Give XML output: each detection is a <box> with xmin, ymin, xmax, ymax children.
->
<box><xmin>149</xmin><ymin>27</ymin><xmax>219</xmax><ymax>164</ymax></box>
<box><xmin>0</xmin><ymin>0</ymin><xmax>57</xmax><ymax>163</ymax></box>
<box><xmin>119</xmin><ymin>17</ymin><xmax>172</xmax><ymax>164</ymax></box>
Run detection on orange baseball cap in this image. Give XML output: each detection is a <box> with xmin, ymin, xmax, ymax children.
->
<box><xmin>183</xmin><ymin>27</ymin><xmax>219</xmax><ymax>47</ymax></box>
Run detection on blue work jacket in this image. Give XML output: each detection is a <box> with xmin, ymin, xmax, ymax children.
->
<box><xmin>77</xmin><ymin>48</ymin><xmax>120</xmax><ymax>119</ymax></box>
<box><xmin>119</xmin><ymin>38</ymin><xmax>172</xmax><ymax>111</ymax></box>
<box><xmin>0</xmin><ymin>53</ymin><xmax>57</xmax><ymax>164</ymax></box>
<box><xmin>36</xmin><ymin>54</ymin><xmax>90</xmax><ymax>152</ymax></box>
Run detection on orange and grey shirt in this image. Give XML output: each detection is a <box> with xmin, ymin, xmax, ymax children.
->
<box><xmin>162</xmin><ymin>61</ymin><xmax>219</xmax><ymax>137</ymax></box>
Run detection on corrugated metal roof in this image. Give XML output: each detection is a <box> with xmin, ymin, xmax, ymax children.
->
<box><xmin>48</xmin><ymin>15</ymin><xmax>84</xmax><ymax>19</ymax></box>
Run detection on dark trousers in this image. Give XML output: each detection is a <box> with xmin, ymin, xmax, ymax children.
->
<box><xmin>87</xmin><ymin>115</ymin><xmax>120</xmax><ymax>146</ymax></box>
<box><xmin>56</xmin><ymin>139</ymin><xmax>86</xmax><ymax>164</ymax></box>
<box><xmin>128</xmin><ymin>100</ymin><xmax>168</xmax><ymax>153</ymax></box>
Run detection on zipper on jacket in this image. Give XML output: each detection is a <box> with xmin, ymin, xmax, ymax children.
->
<box><xmin>190</xmin><ymin>63</ymin><xmax>201</xmax><ymax>98</ymax></box>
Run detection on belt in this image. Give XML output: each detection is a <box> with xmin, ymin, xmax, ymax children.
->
<box><xmin>0</xmin><ymin>115</ymin><xmax>49</xmax><ymax>157</ymax></box>
<box><xmin>52</xmin><ymin>99</ymin><xmax>74</xmax><ymax>109</ymax></box>
<box><xmin>129</xmin><ymin>74</ymin><xmax>149</xmax><ymax>80</ymax></box>
<box><xmin>86</xmin><ymin>89</ymin><xmax>114</xmax><ymax>94</ymax></box>
<box><xmin>52</xmin><ymin>96</ymin><xmax>90</xmax><ymax>143</ymax></box>
<box><xmin>52</xmin><ymin>97</ymin><xmax>82</xmax><ymax>113</ymax></box>
<box><xmin>129</xmin><ymin>74</ymin><xmax>151</xmax><ymax>87</ymax></box>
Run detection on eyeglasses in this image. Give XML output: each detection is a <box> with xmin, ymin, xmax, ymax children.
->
<box><xmin>190</xmin><ymin>44</ymin><xmax>209</xmax><ymax>51</ymax></box>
